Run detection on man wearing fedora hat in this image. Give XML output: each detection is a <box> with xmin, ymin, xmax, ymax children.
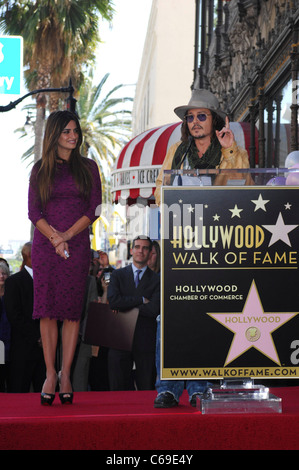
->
<box><xmin>154</xmin><ymin>88</ymin><xmax>250</xmax><ymax>408</ymax></box>
<box><xmin>154</xmin><ymin>88</ymin><xmax>250</xmax><ymax>205</ymax></box>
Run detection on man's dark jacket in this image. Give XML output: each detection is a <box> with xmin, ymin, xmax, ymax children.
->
<box><xmin>107</xmin><ymin>264</ymin><xmax>160</xmax><ymax>352</ymax></box>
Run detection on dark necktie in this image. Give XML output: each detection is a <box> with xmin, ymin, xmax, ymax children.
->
<box><xmin>135</xmin><ymin>269</ymin><xmax>142</xmax><ymax>288</ymax></box>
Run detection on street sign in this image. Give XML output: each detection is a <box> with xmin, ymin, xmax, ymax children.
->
<box><xmin>0</xmin><ymin>36</ymin><xmax>23</xmax><ymax>95</ymax></box>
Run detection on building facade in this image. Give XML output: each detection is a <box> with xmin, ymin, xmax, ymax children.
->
<box><xmin>198</xmin><ymin>0</ymin><xmax>299</xmax><ymax>168</ymax></box>
<box><xmin>132</xmin><ymin>0</ymin><xmax>195</xmax><ymax>136</ymax></box>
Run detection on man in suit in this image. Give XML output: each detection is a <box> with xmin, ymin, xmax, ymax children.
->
<box><xmin>107</xmin><ymin>235</ymin><xmax>160</xmax><ymax>390</ymax></box>
<box><xmin>4</xmin><ymin>242</ymin><xmax>46</xmax><ymax>392</ymax></box>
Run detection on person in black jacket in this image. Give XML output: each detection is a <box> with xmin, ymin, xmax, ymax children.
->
<box><xmin>4</xmin><ymin>242</ymin><xmax>46</xmax><ymax>392</ymax></box>
<box><xmin>107</xmin><ymin>236</ymin><xmax>160</xmax><ymax>391</ymax></box>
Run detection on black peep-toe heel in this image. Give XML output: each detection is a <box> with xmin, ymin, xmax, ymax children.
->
<box><xmin>41</xmin><ymin>392</ymin><xmax>56</xmax><ymax>406</ymax></box>
<box><xmin>40</xmin><ymin>374</ymin><xmax>57</xmax><ymax>406</ymax></box>
<box><xmin>59</xmin><ymin>391</ymin><xmax>73</xmax><ymax>405</ymax></box>
<box><xmin>58</xmin><ymin>371</ymin><xmax>73</xmax><ymax>405</ymax></box>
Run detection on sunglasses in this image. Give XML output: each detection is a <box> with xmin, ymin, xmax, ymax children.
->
<box><xmin>185</xmin><ymin>113</ymin><xmax>211</xmax><ymax>123</ymax></box>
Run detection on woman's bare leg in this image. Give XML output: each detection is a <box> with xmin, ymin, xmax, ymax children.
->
<box><xmin>60</xmin><ymin>319</ymin><xmax>80</xmax><ymax>394</ymax></box>
<box><xmin>40</xmin><ymin>318</ymin><xmax>58</xmax><ymax>395</ymax></box>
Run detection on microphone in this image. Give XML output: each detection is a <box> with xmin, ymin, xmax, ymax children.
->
<box><xmin>178</xmin><ymin>136</ymin><xmax>193</xmax><ymax>186</ymax></box>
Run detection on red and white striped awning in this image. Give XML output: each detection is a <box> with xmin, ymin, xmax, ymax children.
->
<box><xmin>111</xmin><ymin>122</ymin><xmax>181</xmax><ymax>204</ymax></box>
<box><xmin>111</xmin><ymin>121</ymin><xmax>258</xmax><ymax>204</ymax></box>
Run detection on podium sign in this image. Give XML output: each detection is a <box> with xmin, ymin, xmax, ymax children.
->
<box><xmin>161</xmin><ymin>184</ymin><xmax>299</xmax><ymax>380</ymax></box>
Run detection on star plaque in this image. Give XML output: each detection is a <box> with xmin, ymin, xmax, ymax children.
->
<box><xmin>161</xmin><ymin>185</ymin><xmax>299</xmax><ymax>380</ymax></box>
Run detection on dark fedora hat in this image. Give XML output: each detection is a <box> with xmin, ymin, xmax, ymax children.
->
<box><xmin>174</xmin><ymin>88</ymin><xmax>226</xmax><ymax>121</ymax></box>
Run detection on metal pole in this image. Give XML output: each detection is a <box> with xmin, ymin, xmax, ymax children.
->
<box><xmin>65</xmin><ymin>78</ymin><xmax>77</xmax><ymax>114</ymax></box>
<box><xmin>0</xmin><ymin>80</ymin><xmax>75</xmax><ymax>113</ymax></box>
<box><xmin>193</xmin><ymin>0</ymin><xmax>200</xmax><ymax>88</ymax></box>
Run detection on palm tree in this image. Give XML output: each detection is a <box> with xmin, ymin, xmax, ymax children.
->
<box><xmin>0</xmin><ymin>0</ymin><xmax>114</xmax><ymax>161</ymax></box>
<box><xmin>77</xmin><ymin>70</ymin><xmax>133</xmax><ymax>205</ymax></box>
<box><xmin>77</xmin><ymin>71</ymin><xmax>132</xmax><ymax>169</ymax></box>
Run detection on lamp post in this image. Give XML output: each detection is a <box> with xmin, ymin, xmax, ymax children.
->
<box><xmin>0</xmin><ymin>78</ymin><xmax>76</xmax><ymax>113</ymax></box>
<box><xmin>65</xmin><ymin>79</ymin><xmax>77</xmax><ymax>113</ymax></box>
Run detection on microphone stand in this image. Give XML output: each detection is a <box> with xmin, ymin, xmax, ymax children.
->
<box><xmin>178</xmin><ymin>136</ymin><xmax>193</xmax><ymax>186</ymax></box>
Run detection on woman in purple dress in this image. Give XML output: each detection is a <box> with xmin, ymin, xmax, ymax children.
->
<box><xmin>28</xmin><ymin>111</ymin><xmax>102</xmax><ymax>405</ymax></box>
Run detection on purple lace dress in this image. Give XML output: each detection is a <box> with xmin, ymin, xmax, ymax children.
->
<box><xmin>28</xmin><ymin>158</ymin><xmax>101</xmax><ymax>322</ymax></box>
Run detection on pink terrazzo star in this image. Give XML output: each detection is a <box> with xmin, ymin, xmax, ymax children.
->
<box><xmin>208</xmin><ymin>280</ymin><xmax>298</xmax><ymax>366</ymax></box>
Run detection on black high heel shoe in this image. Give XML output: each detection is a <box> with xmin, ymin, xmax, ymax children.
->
<box><xmin>58</xmin><ymin>371</ymin><xmax>73</xmax><ymax>405</ymax></box>
<box><xmin>41</xmin><ymin>392</ymin><xmax>56</xmax><ymax>406</ymax></box>
<box><xmin>41</xmin><ymin>375</ymin><xmax>57</xmax><ymax>406</ymax></box>
<box><xmin>59</xmin><ymin>391</ymin><xmax>73</xmax><ymax>405</ymax></box>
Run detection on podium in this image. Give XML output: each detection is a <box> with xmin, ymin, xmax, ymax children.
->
<box><xmin>160</xmin><ymin>168</ymin><xmax>299</xmax><ymax>413</ymax></box>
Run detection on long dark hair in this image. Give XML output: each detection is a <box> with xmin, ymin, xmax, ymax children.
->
<box><xmin>37</xmin><ymin>110</ymin><xmax>92</xmax><ymax>206</ymax></box>
<box><xmin>181</xmin><ymin>111</ymin><xmax>225</xmax><ymax>142</ymax></box>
